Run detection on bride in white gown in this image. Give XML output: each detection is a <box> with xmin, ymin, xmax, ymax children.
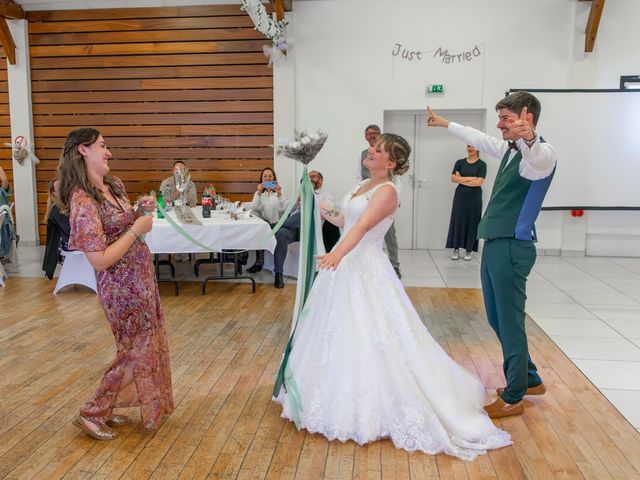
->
<box><xmin>274</xmin><ymin>133</ymin><xmax>512</xmax><ymax>461</ymax></box>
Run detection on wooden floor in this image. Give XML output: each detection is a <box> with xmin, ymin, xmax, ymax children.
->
<box><xmin>1</xmin><ymin>278</ymin><xmax>639</xmax><ymax>480</ymax></box>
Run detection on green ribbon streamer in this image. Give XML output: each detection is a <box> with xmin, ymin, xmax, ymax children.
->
<box><xmin>155</xmin><ymin>202</ymin><xmax>221</xmax><ymax>252</ymax></box>
<box><xmin>272</xmin><ymin>167</ymin><xmax>318</xmax><ymax>427</ymax></box>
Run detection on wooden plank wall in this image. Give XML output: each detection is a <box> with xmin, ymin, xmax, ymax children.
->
<box><xmin>0</xmin><ymin>62</ymin><xmax>11</xmax><ymax>203</ymax></box>
<box><xmin>26</xmin><ymin>5</ymin><xmax>274</xmax><ymax>243</ymax></box>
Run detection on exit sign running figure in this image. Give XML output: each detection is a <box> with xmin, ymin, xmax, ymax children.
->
<box><xmin>426</xmin><ymin>84</ymin><xmax>444</xmax><ymax>94</ymax></box>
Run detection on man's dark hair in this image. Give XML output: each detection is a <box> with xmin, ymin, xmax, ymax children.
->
<box><xmin>173</xmin><ymin>160</ymin><xmax>186</xmax><ymax>167</ymax></box>
<box><xmin>364</xmin><ymin>124</ymin><xmax>381</xmax><ymax>134</ymax></box>
<box><xmin>495</xmin><ymin>91</ymin><xmax>541</xmax><ymax>126</ymax></box>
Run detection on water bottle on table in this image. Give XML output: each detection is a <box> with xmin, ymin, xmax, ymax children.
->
<box><xmin>157</xmin><ymin>191</ymin><xmax>165</xmax><ymax>219</ymax></box>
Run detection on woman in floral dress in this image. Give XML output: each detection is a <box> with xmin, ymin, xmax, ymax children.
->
<box><xmin>58</xmin><ymin>128</ymin><xmax>174</xmax><ymax>440</ymax></box>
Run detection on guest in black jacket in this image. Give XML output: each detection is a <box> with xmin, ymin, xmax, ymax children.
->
<box><xmin>43</xmin><ymin>178</ymin><xmax>71</xmax><ymax>279</ymax></box>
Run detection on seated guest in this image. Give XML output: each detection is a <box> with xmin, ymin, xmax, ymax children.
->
<box><xmin>272</xmin><ymin>170</ymin><xmax>339</xmax><ymax>288</ymax></box>
<box><xmin>0</xmin><ymin>166</ymin><xmax>11</xmax><ymax>208</ymax></box>
<box><xmin>43</xmin><ymin>178</ymin><xmax>71</xmax><ymax>279</ymax></box>
<box><xmin>247</xmin><ymin>167</ymin><xmax>287</xmax><ymax>273</ymax></box>
<box><xmin>159</xmin><ymin>161</ymin><xmax>197</xmax><ymax>207</ymax></box>
<box><xmin>0</xmin><ymin>166</ymin><xmax>17</xmax><ymax>261</ymax></box>
<box><xmin>273</xmin><ymin>201</ymin><xmax>300</xmax><ymax>289</ymax></box>
<box><xmin>309</xmin><ymin>170</ymin><xmax>340</xmax><ymax>252</ymax></box>
<box><xmin>160</xmin><ymin>161</ymin><xmax>197</xmax><ymax>262</ymax></box>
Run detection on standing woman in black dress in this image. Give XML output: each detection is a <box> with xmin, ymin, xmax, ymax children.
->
<box><xmin>446</xmin><ymin>145</ymin><xmax>486</xmax><ymax>261</ymax></box>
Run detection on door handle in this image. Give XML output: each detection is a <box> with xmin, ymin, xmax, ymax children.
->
<box><xmin>418</xmin><ymin>179</ymin><xmax>428</xmax><ymax>187</ymax></box>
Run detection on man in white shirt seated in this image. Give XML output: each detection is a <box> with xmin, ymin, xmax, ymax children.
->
<box><xmin>309</xmin><ymin>170</ymin><xmax>340</xmax><ymax>252</ymax></box>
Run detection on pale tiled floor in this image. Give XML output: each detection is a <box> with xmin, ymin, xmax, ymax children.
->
<box><xmin>3</xmin><ymin>247</ymin><xmax>640</xmax><ymax>432</ymax></box>
<box><xmin>401</xmin><ymin>250</ymin><xmax>640</xmax><ymax>433</ymax></box>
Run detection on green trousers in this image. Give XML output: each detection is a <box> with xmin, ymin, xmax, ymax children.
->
<box><xmin>480</xmin><ymin>238</ymin><xmax>542</xmax><ymax>404</ymax></box>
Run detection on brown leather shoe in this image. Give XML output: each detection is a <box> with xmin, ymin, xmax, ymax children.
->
<box><xmin>106</xmin><ymin>414</ymin><xmax>133</xmax><ymax>427</ymax></box>
<box><xmin>73</xmin><ymin>415</ymin><xmax>117</xmax><ymax>440</ymax></box>
<box><xmin>483</xmin><ymin>397</ymin><xmax>524</xmax><ymax>419</ymax></box>
<box><xmin>496</xmin><ymin>383</ymin><xmax>546</xmax><ymax>397</ymax></box>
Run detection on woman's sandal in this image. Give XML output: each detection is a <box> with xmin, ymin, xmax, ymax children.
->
<box><xmin>72</xmin><ymin>415</ymin><xmax>117</xmax><ymax>440</ymax></box>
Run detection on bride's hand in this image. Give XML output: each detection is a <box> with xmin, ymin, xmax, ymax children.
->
<box><xmin>316</xmin><ymin>251</ymin><xmax>342</xmax><ymax>270</ymax></box>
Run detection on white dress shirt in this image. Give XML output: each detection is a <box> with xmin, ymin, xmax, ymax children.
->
<box><xmin>448</xmin><ymin>122</ymin><xmax>557</xmax><ymax>181</ymax></box>
<box><xmin>251</xmin><ymin>190</ymin><xmax>288</xmax><ymax>224</ymax></box>
<box><xmin>314</xmin><ymin>186</ymin><xmax>334</xmax><ymax>224</ymax></box>
<box><xmin>314</xmin><ymin>186</ymin><xmax>334</xmax><ymax>207</ymax></box>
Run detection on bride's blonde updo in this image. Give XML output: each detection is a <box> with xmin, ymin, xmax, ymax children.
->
<box><xmin>377</xmin><ymin>133</ymin><xmax>411</xmax><ymax>176</ymax></box>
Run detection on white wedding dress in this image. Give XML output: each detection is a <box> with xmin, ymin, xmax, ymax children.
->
<box><xmin>275</xmin><ymin>180</ymin><xmax>511</xmax><ymax>461</ymax></box>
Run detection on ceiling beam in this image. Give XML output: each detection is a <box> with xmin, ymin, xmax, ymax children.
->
<box><xmin>584</xmin><ymin>0</ymin><xmax>605</xmax><ymax>53</ymax></box>
<box><xmin>0</xmin><ymin>16</ymin><xmax>15</xmax><ymax>64</ymax></box>
<box><xmin>0</xmin><ymin>0</ymin><xmax>25</xmax><ymax>20</ymax></box>
<box><xmin>271</xmin><ymin>0</ymin><xmax>285</xmax><ymax>21</ymax></box>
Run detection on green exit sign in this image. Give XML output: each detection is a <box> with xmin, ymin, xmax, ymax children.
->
<box><xmin>426</xmin><ymin>84</ymin><xmax>444</xmax><ymax>94</ymax></box>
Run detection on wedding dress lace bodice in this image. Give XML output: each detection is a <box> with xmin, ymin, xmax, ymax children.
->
<box><xmin>341</xmin><ymin>180</ymin><xmax>396</xmax><ymax>246</ymax></box>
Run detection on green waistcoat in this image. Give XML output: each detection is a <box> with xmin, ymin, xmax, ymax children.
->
<box><xmin>477</xmin><ymin>147</ymin><xmax>554</xmax><ymax>241</ymax></box>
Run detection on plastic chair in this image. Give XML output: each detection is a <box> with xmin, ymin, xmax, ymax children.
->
<box><xmin>54</xmin><ymin>250</ymin><xmax>98</xmax><ymax>294</ymax></box>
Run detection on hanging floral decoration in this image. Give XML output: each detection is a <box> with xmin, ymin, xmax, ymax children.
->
<box><xmin>240</xmin><ymin>0</ymin><xmax>288</xmax><ymax>67</ymax></box>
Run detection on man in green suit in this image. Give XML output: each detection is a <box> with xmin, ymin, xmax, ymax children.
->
<box><xmin>427</xmin><ymin>92</ymin><xmax>557</xmax><ymax>418</ymax></box>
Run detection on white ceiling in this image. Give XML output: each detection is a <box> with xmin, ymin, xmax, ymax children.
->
<box><xmin>16</xmin><ymin>0</ymin><xmax>245</xmax><ymax>11</ymax></box>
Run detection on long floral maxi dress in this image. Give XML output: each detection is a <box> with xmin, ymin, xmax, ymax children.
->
<box><xmin>69</xmin><ymin>177</ymin><xmax>174</xmax><ymax>431</ymax></box>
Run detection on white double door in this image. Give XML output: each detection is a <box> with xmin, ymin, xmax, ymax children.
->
<box><xmin>385</xmin><ymin>110</ymin><xmax>487</xmax><ymax>250</ymax></box>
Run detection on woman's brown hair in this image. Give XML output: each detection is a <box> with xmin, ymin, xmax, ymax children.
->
<box><xmin>258</xmin><ymin>166</ymin><xmax>278</xmax><ymax>183</ymax></box>
<box><xmin>377</xmin><ymin>133</ymin><xmax>412</xmax><ymax>176</ymax></box>
<box><xmin>57</xmin><ymin>127</ymin><xmax>124</xmax><ymax>214</ymax></box>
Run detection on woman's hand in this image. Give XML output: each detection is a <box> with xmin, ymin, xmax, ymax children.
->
<box><xmin>316</xmin><ymin>251</ymin><xmax>343</xmax><ymax>271</ymax></box>
<box><xmin>257</xmin><ymin>183</ymin><xmax>264</xmax><ymax>193</ymax></box>
<box><xmin>132</xmin><ymin>215</ymin><xmax>153</xmax><ymax>235</ymax></box>
<box><xmin>275</xmin><ymin>184</ymin><xmax>282</xmax><ymax>196</ymax></box>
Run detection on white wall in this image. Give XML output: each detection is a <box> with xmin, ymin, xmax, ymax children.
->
<box><xmin>274</xmin><ymin>0</ymin><xmax>640</xmax><ymax>256</ymax></box>
<box><xmin>7</xmin><ymin>20</ymin><xmax>39</xmax><ymax>246</ymax></box>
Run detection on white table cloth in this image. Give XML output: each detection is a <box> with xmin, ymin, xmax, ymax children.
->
<box><xmin>144</xmin><ymin>206</ymin><xmax>277</xmax><ymax>254</ymax></box>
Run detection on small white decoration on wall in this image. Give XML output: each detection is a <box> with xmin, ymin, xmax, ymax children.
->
<box><xmin>4</xmin><ymin>136</ymin><xmax>40</xmax><ymax>166</ymax></box>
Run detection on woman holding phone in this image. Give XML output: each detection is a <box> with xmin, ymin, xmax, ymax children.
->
<box><xmin>247</xmin><ymin>167</ymin><xmax>287</xmax><ymax>273</ymax></box>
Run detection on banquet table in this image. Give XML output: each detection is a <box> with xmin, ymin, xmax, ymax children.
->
<box><xmin>145</xmin><ymin>206</ymin><xmax>277</xmax><ymax>294</ymax></box>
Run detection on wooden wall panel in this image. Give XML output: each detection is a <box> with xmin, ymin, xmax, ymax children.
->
<box><xmin>0</xmin><ymin>60</ymin><xmax>10</xmax><ymax>208</ymax></box>
<box><xmin>27</xmin><ymin>4</ymin><xmax>274</xmax><ymax>244</ymax></box>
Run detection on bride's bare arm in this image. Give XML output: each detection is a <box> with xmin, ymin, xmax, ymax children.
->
<box><xmin>316</xmin><ymin>185</ymin><xmax>397</xmax><ymax>270</ymax></box>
